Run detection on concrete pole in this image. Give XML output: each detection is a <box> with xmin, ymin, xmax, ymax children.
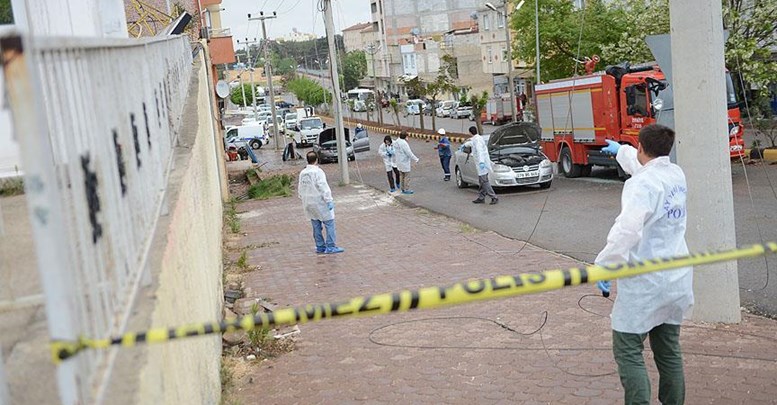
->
<box><xmin>239</xmin><ymin>73</ymin><xmax>247</xmax><ymax>109</ymax></box>
<box><xmin>250</xmin><ymin>12</ymin><xmax>281</xmax><ymax>150</ymax></box>
<box><xmin>323</xmin><ymin>0</ymin><xmax>349</xmax><ymax>184</ymax></box>
<box><xmin>503</xmin><ymin>6</ymin><xmax>518</xmax><ymax>123</ymax></box>
<box><xmin>670</xmin><ymin>0</ymin><xmax>740</xmax><ymax>322</ymax></box>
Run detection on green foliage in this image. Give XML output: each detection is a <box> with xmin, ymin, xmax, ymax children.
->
<box><xmin>389</xmin><ymin>99</ymin><xmax>401</xmax><ymax>126</ymax></box>
<box><xmin>247</xmin><ymin>174</ymin><xmax>294</xmax><ymax>200</ymax></box>
<box><xmin>469</xmin><ymin>91</ymin><xmax>489</xmax><ymax>134</ymax></box>
<box><xmin>271</xmin><ymin>53</ymin><xmax>298</xmax><ymax>77</ymax></box>
<box><xmin>230</xmin><ymin>83</ymin><xmax>262</xmax><ymax>107</ymax></box>
<box><xmin>342</xmin><ymin>51</ymin><xmax>368</xmax><ymax>90</ymax></box>
<box><xmin>286</xmin><ymin>77</ymin><xmax>332</xmax><ymax>107</ymax></box>
<box><xmin>246</xmin><ymin>303</ymin><xmax>273</xmax><ymax>348</ymax></box>
<box><xmin>600</xmin><ymin>0</ymin><xmax>669</xmax><ymax>64</ymax></box>
<box><xmin>512</xmin><ymin>0</ymin><xmax>627</xmax><ymax>81</ymax></box>
<box><xmin>723</xmin><ymin>0</ymin><xmax>777</xmax><ymax>90</ymax></box>
<box><xmin>0</xmin><ymin>0</ymin><xmax>14</xmax><ymax>24</ymax></box>
<box><xmin>0</xmin><ymin>177</ymin><xmax>24</xmax><ymax>197</ymax></box>
<box><xmin>236</xmin><ymin>250</ymin><xmax>248</xmax><ymax>270</ymax></box>
<box><xmin>224</xmin><ymin>199</ymin><xmax>240</xmax><ymax>234</ymax></box>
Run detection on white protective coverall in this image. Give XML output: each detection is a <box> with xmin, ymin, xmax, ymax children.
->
<box><xmin>595</xmin><ymin>144</ymin><xmax>694</xmax><ymax>334</ymax></box>
<box><xmin>466</xmin><ymin>133</ymin><xmax>492</xmax><ymax>176</ymax></box>
<box><xmin>298</xmin><ymin>164</ymin><xmax>334</xmax><ymax>221</ymax></box>
<box><xmin>393</xmin><ymin>138</ymin><xmax>419</xmax><ymax>173</ymax></box>
<box><xmin>378</xmin><ymin>143</ymin><xmax>397</xmax><ymax>172</ymax></box>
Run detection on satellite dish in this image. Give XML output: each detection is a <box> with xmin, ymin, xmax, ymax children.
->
<box><xmin>470</xmin><ymin>11</ymin><xmax>479</xmax><ymax>20</ymax></box>
<box><xmin>410</xmin><ymin>28</ymin><xmax>420</xmax><ymax>36</ymax></box>
<box><xmin>216</xmin><ymin>80</ymin><xmax>230</xmax><ymax>98</ymax></box>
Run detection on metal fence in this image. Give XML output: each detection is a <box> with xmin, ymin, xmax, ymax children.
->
<box><xmin>1</xmin><ymin>31</ymin><xmax>192</xmax><ymax>404</ymax></box>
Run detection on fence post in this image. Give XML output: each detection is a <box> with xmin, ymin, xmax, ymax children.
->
<box><xmin>1</xmin><ymin>33</ymin><xmax>81</xmax><ymax>404</ymax></box>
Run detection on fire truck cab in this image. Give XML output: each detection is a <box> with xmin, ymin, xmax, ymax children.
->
<box><xmin>535</xmin><ymin>63</ymin><xmax>745</xmax><ymax>178</ymax></box>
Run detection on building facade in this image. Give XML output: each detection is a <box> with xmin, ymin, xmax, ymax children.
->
<box><xmin>478</xmin><ymin>6</ymin><xmax>532</xmax><ymax>100</ymax></box>
<box><xmin>343</xmin><ymin>22</ymin><xmax>373</xmax><ymax>53</ymax></box>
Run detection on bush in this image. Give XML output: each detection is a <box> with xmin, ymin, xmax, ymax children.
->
<box><xmin>247</xmin><ymin>174</ymin><xmax>294</xmax><ymax>200</ymax></box>
<box><xmin>0</xmin><ymin>177</ymin><xmax>24</xmax><ymax>197</ymax></box>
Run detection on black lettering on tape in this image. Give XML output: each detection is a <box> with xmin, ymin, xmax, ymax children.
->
<box><xmin>562</xmin><ymin>270</ymin><xmax>572</xmax><ymax>286</ymax></box>
<box><xmin>525</xmin><ymin>273</ymin><xmax>546</xmax><ymax>284</ymax></box>
<box><xmin>358</xmin><ymin>296</ymin><xmax>381</xmax><ymax>313</ymax></box>
<box><xmin>135</xmin><ymin>333</ymin><xmax>147</xmax><ymax>343</ymax></box>
<box><xmin>409</xmin><ymin>290</ymin><xmax>420</xmax><ymax>309</ymax></box>
<box><xmin>463</xmin><ymin>280</ymin><xmax>486</xmax><ymax>294</ymax></box>
<box><xmin>331</xmin><ymin>301</ymin><xmax>353</xmax><ymax>316</ymax></box>
<box><xmin>491</xmin><ymin>277</ymin><xmax>512</xmax><ymax>291</ymax></box>
<box><xmin>579</xmin><ymin>268</ymin><xmax>589</xmax><ymax>284</ymax></box>
<box><xmin>513</xmin><ymin>275</ymin><xmax>524</xmax><ymax>287</ymax></box>
<box><xmin>266</xmin><ymin>311</ymin><xmax>276</xmax><ymax>325</ymax></box>
<box><xmin>391</xmin><ymin>293</ymin><xmax>401</xmax><ymax>311</ymax></box>
<box><xmin>438</xmin><ymin>286</ymin><xmax>449</xmax><ymax>300</ymax></box>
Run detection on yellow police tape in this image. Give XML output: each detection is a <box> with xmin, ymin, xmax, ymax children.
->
<box><xmin>50</xmin><ymin>241</ymin><xmax>777</xmax><ymax>364</ymax></box>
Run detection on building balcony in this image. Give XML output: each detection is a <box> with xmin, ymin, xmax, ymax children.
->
<box><xmin>209</xmin><ymin>27</ymin><xmax>231</xmax><ymax>38</ymax></box>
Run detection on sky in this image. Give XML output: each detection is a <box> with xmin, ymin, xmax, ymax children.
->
<box><xmin>221</xmin><ymin>0</ymin><xmax>372</xmax><ymax>46</ymax></box>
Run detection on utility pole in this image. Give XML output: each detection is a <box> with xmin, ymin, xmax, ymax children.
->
<box><xmin>239</xmin><ymin>72</ymin><xmax>247</xmax><ymax>109</ymax></box>
<box><xmin>322</xmin><ymin>0</ymin><xmax>349</xmax><ymax>184</ymax></box>
<box><xmin>670</xmin><ymin>0</ymin><xmax>740</xmax><ymax>322</ymax></box>
<box><xmin>250</xmin><ymin>11</ymin><xmax>281</xmax><ymax>150</ymax></box>
<box><xmin>365</xmin><ymin>42</ymin><xmax>383</xmax><ymax>124</ymax></box>
<box><xmin>238</xmin><ymin>37</ymin><xmax>260</xmax><ymax>118</ymax></box>
<box><xmin>486</xmin><ymin>1</ymin><xmax>522</xmax><ymax>123</ymax></box>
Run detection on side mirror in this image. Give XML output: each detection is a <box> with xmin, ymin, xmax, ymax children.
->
<box><xmin>323</xmin><ymin>123</ymin><xmax>327</xmax><ymax>129</ymax></box>
<box><xmin>462</xmin><ymin>145</ymin><xmax>472</xmax><ymax>154</ymax></box>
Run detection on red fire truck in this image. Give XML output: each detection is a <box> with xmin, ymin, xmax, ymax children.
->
<box><xmin>535</xmin><ymin>63</ymin><xmax>745</xmax><ymax>178</ymax></box>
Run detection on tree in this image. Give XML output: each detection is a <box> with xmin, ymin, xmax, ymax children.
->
<box><xmin>341</xmin><ymin>51</ymin><xmax>367</xmax><ymax>91</ymax></box>
<box><xmin>470</xmin><ymin>91</ymin><xmax>489</xmax><ymax>135</ymax></box>
<box><xmin>599</xmin><ymin>0</ymin><xmax>670</xmax><ymax>64</ymax></box>
<box><xmin>0</xmin><ymin>0</ymin><xmax>13</xmax><ymax>24</ymax></box>
<box><xmin>512</xmin><ymin>0</ymin><xmax>627</xmax><ymax>81</ymax></box>
<box><xmin>230</xmin><ymin>83</ymin><xmax>255</xmax><ymax>107</ymax></box>
<box><xmin>425</xmin><ymin>55</ymin><xmax>459</xmax><ymax>131</ymax></box>
<box><xmin>286</xmin><ymin>77</ymin><xmax>332</xmax><ymax>107</ymax></box>
<box><xmin>723</xmin><ymin>0</ymin><xmax>777</xmax><ymax>108</ymax></box>
<box><xmin>271</xmin><ymin>53</ymin><xmax>298</xmax><ymax>77</ymax></box>
<box><xmin>404</xmin><ymin>77</ymin><xmax>428</xmax><ymax>130</ymax></box>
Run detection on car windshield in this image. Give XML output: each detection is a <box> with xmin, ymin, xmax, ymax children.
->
<box><xmin>286</xmin><ymin>114</ymin><xmax>297</xmax><ymax>120</ymax></box>
<box><xmin>301</xmin><ymin>119</ymin><xmax>323</xmax><ymax>129</ymax></box>
<box><xmin>442</xmin><ymin>101</ymin><xmax>455</xmax><ymax>108</ymax></box>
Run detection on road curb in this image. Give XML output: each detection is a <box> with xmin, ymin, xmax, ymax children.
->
<box><xmin>745</xmin><ymin>148</ymin><xmax>777</xmax><ymax>162</ymax></box>
<box><xmin>322</xmin><ymin>116</ymin><xmax>471</xmax><ymax>144</ymax></box>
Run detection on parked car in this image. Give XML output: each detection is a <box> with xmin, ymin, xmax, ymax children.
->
<box><xmin>454</xmin><ymin>122</ymin><xmax>553</xmax><ymax>189</ymax></box>
<box><xmin>454</xmin><ymin>105</ymin><xmax>473</xmax><ymax>119</ymax></box>
<box><xmin>284</xmin><ymin>113</ymin><xmax>298</xmax><ymax>132</ymax></box>
<box><xmin>436</xmin><ymin>100</ymin><xmax>458</xmax><ymax>117</ymax></box>
<box><xmin>224</xmin><ymin>124</ymin><xmax>268</xmax><ymax>150</ymax></box>
<box><xmin>263</xmin><ymin>115</ymin><xmax>285</xmax><ymax>134</ymax></box>
<box><xmin>405</xmin><ymin>99</ymin><xmax>426</xmax><ymax>115</ymax></box>
<box><xmin>352</xmin><ymin>126</ymin><xmax>371</xmax><ymax>153</ymax></box>
<box><xmin>313</xmin><ymin>127</ymin><xmax>355</xmax><ymax>163</ymax></box>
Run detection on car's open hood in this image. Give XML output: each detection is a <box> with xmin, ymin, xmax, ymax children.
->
<box><xmin>318</xmin><ymin>127</ymin><xmax>350</xmax><ymax>144</ymax></box>
<box><xmin>487</xmin><ymin>122</ymin><xmax>541</xmax><ymax>149</ymax></box>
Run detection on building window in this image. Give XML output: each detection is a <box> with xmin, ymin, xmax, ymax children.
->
<box><xmin>371</xmin><ymin>2</ymin><xmax>378</xmax><ymax>13</ymax></box>
<box><xmin>487</xmin><ymin>47</ymin><xmax>493</xmax><ymax>64</ymax></box>
<box><xmin>501</xmin><ymin>47</ymin><xmax>508</xmax><ymax>62</ymax></box>
<box><xmin>497</xmin><ymin>11</ymin><xmax>504</xmax><ymax>28</ymax></box>
<box><xmin>483</xmin><ymin>14</ymin><xmax>491</xmax><ymax>31</ymax></box>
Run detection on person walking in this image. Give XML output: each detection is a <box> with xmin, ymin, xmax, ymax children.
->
<box><xmin>464</xmin><ymin>126</ymin><xmax>497</xmax><ymax>204</ymax></box>
<box><xmin>298</xmin><ymin>151</ymin><xmax>344</xmax><ymax>254</ymax></box>
<box><xmin>596</xmin><ymin>124</ymin><xmax>693</xmax><ymax>405</ymax></box>
<box><xmin>393</xmin><ymin>131</ymin><xmax>419</xmax><ymax>195</ymax></box>
<box><xmin>435</xmin><ymin>128</ymin><xmax>452</xmax><ymax>181</ymax></box>
<box><xmin>378</xmin><ymin>135</ymin><xmax>401</xmax><ymax>192</ymax></box>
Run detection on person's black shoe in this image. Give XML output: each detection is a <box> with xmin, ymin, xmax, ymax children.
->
<box><xmin>472</xmin><ymin>198</ymin><xmax>485</xmax><ymax>204</ymax></box>
<box><xmin>490</xmin><ymin>198</ymin><xmax>499</xmax><ymax>205</ymax></box>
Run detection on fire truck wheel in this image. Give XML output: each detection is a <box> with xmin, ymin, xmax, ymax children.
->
<box><xmin>559</xmin><ymin>147</ymin><xmax>582</xmax><ymax>178</ymax></box>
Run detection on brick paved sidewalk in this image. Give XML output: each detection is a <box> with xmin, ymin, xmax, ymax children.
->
<box><xmin>226</xmin><ymin>154</ymin><xmax>777</xmax><ymax>404</ymax></box>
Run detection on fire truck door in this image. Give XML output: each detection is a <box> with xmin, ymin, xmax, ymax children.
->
<box><xmin>623</xmin><ymin>84</ymin><xmax>651</xmax><ymax>132</ymax></box>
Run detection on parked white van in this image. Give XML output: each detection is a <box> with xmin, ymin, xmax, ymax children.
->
<box><xmin>225</xmin><ymin>124</ymin><xmax>268</xmax><ymax>150</ymax></box>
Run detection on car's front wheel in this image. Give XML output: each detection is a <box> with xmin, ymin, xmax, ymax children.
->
<box><xmin>250</xmin><ymin>139</ymin><xmax>261</xmax><ymax>150</ymax></box>
<box><xmin>455</xmin><ymin>167</ymin><xmax>468</xmax><ymax>189</ymax></box>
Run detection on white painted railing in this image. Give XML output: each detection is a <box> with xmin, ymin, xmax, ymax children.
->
<box><xmin>1</xmin><ymin>31</ymin><xmax>192</xmax><ymax>404</ymax></box>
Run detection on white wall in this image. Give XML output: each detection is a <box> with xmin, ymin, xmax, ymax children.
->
<box><xmin>0</xmin><ymin>73</ymin><xmax>21</xmax><ymax>178</ymax></box>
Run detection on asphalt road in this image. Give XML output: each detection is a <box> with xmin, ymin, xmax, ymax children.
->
<box><xmin>336</xmin><ymin>133</ymin><xmax>777</xmax><ymax>317</ymax></box>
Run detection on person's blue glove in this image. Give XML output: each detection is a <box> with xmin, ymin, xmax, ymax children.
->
<box><xmin>327</xmin><ymin>201</ymin><xmax>335</xmax><ymax>211</ymax></box>
<box><xmin>602</xmin><ymin>140</ymin><xmax>621</xmax><ymax>155</ymax></box>
<box><xmin>478</xmin><ymin>162</ymin><xmax>487</xmax><ymax>171</ymax></box>
<box><xmin>597</xmin><ymin>280</ymin><xmax>611</xmax><ymax>298</ymax></box>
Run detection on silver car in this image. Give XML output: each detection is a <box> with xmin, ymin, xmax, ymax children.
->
<box><xmin>454</xmin><ymin>122</ymin><xmax>553</xmax><ymax>189</ymax></box>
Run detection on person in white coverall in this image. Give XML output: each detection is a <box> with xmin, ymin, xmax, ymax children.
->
<box><xmin>298</xmin><ymin>151</ymin><xmax>344</xmax><ymax>254</ymax></box>
<box><xmin>463</xmin><ymin>126</ymin><xmax>498</xmax><ymax>204</ymax></box>
<box><xmin>378</xmin><ymin>135</ymin><xmax>401</xmax><ymax>192</ymax></box>
<box><xmin>596</xmin><ymin>124</ymin><xmax>693</xmax><ymax>405</ymax></box>
<box><xmin>393</xmin><ymin>131</ymin><xmax>419</xmax><ymax>195</ymax></box>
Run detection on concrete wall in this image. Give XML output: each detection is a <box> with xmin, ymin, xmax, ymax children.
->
<box><xmin>105</xmin><ymin>53</ymin><xmax>224</xmax><ymax>404</ymax></box>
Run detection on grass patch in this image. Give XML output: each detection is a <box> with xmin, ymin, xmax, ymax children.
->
<box><xmin>247</xmin><ymin>174</ymin><xmax>294</xmax><ymax>200</ymax></box>
<box><xmin>224</xmin><ymin>198</ymin><xmax>240</xmax><ymax>234</ymax></box>
<box><xmin>246</xmin><ymin>303</ymin><xmax>273</xmax><ymax>348</ymax></box>
<box><xmin>236</xmin><ymin>250</ymin><xmax>249</xmax><ymax>270</ymax></box>
<box><xmin>0</xmin><ymin>177</ymin><xmax>24</xmax><ymax>197</ymax></box>
<box><xmin>458</xmin><ymin>223</ymin><xmax>479</xmax><ymax>234</ymax></box>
